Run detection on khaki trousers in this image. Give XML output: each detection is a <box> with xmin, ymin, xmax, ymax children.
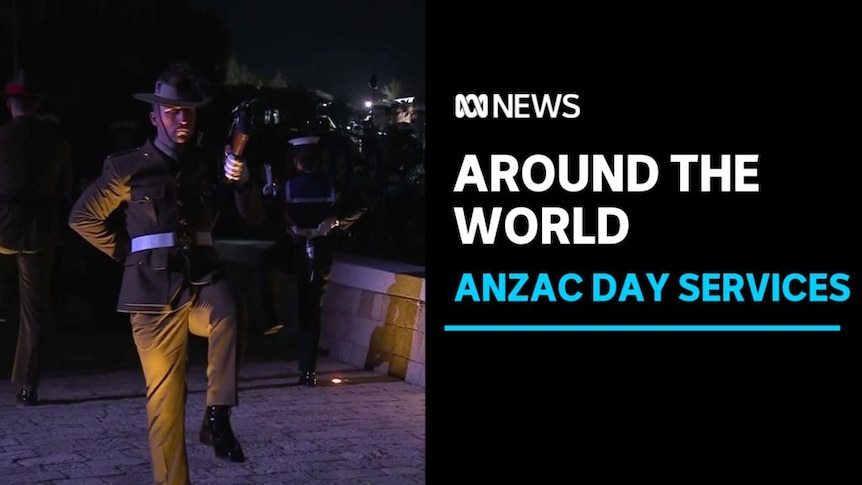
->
<box><xmin>0</xmin><ymin>247</ymin><xmax>55</xmax><ymax>390</ymax></box>
<box><xmin>130</xmin><ymin>279</ymin><xmax>245</xmax><ymax>485</ymax></box>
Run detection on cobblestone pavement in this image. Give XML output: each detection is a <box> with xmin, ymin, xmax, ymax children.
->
<box><xmin>1</xmin><ymin>356</ymin><xmax>425</xmax><ymax>484</ymax></box>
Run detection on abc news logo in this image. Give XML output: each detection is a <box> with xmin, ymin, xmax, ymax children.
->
<box><xmin>454</xmin><ymin>93</ymin><xmax>580</xmax><ymax>119</ymax></box>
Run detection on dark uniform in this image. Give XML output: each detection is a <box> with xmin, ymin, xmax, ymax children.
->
<box><xmin>0</xmin><ymin>70</ymin><xmax>72</xmax><ymax>406</ymax></box>
<box><xmin>258</xmin><ymin>135</ymin><xmax>363</xmax><ymax>386</ymax></box>
<box><xmin>285</xmin><ymin>149</ymin><xmax>336</xmax><ymax>386</ymax></box>
<box><xmin>69</xmin><ymin>63</ymin><xmax>262</xmax><ymax>485</ymax></box>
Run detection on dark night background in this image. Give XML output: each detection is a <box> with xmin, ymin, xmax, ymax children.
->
<box><xmin>187</xmin><ymin>0</ymin><xmax>425</xmax><ymax>108</ymax></box>
<box><xmin>0</xmin><ymin>0</ymin><xmax>427</xmax><ymax>326</ymax></box>
<box><xmin>0</xmin><ymin>0</ymin><xmax>425</xmax><ymax>177</ymax></box>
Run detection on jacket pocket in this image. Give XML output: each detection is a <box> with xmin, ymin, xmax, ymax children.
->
<box><xmin>130</xmin><ymin>185</ymin><xmax>165</xmax><ymax>224</ymax></box>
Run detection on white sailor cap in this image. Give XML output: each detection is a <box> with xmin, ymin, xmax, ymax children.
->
<box><xmin>288</xmin><ymin>136</ymin><xmax>320</xmax><ymax>146</ymax></box>
<box><xmin>393</xmin><ymin>96</ymin><xmax>424</xmax><ymax>111</ymax></box>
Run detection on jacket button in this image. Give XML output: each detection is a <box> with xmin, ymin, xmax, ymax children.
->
<box><xmin>179</xmin><ymin>219</ymin><xmax>187</xmax><ymax>226</ymax></box>
<box><xmin>144</xmin><ymin>195</ymin><xmax>151</xmax><ymax>201</ymax></box>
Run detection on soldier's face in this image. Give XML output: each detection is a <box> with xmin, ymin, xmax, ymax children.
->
<box><xmin>151</xmin><ymin>105</ymin><xmax>196</xmax><ymax>144</ymax></box>
<box><xmin>396</xmin><ymin>107</ymin><xmax>415</xmax><ymax>124</ymax></box>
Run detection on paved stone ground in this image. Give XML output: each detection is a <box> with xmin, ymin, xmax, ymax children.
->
<box><xmin>0</xmin><ymin>300</ymin><xmax>426</xmax><ymax>484</ymax></box>
<box><xmin>0</xmin><ymin>359</ymin><xmax>425</xmax><ymax>484</ymax></box>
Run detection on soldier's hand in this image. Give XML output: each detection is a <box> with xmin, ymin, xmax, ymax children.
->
<box><xmin>223</xmin><ymin>146</ymin><xmax>249</xmax><ymax>184</ymax></box>
<box><xmin>262</xmin><ymin>183</ymin><xmax>277</xmax><ymax>197</ymax></box>
<box><xmin>319</xmin><ymin>217</ymin><xmax>339</xmax><ymax>233</ymax></box>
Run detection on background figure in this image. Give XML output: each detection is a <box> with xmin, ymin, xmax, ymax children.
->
<box><xmin>0</xmin><ymin>70</ymin><xmax>73</xmax><ymax>406</ymax></box>
<box><xmin>68</xmin><ymin>62</ymin><xmax>262</xmax><ymax>484</ymax></box>
<box><xmin>257</xmin><ymin>134</ymin><xmax>363</xmax><ymax>386</ymax></box>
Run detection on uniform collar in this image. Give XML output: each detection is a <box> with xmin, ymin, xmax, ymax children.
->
<box><xmin>153</xmin><ymin>137</ymin><xmax>191</xmax><ymax>161</ymax></box>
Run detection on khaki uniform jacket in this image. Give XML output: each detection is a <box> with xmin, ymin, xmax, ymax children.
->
<box><xmin>68</xmin><ymin>139</ymin><xmax>263</xmax><ymax>313</ymax></box>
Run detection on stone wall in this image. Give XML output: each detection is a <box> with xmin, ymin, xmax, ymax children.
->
<box><xmin>319</xmin><ymin>253</ymin><xmax>426</xmax><ymax>387</ymax></box>
<box><xmin>215</xmin><ymin>239</ymin><xmax>426</xmax><ymax>387</ymax></box>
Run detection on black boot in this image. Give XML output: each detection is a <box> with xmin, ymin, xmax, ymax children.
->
<box><xmin>199</xmin><ymin>406</ymin><xmax>245</xmax><ymax>462</ymax></box>
<box><xmin>16</xmin><ymin>388</ymin><xmax>38</xmax><ymax>407</ymax></box>
<box><xmin>298</xmin><ymin>371</ymin><xmax>317</xmax><ymax>387</ymax></box>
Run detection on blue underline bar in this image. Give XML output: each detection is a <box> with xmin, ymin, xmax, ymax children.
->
<box><xmin>444</xmin><ymin>325</ymin><xmax>841</xmax><ymax>332</ymax></box>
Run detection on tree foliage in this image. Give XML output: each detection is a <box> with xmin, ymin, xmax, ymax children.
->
<box><xmin>224</xmin><ymin>57</ymin><xmax>289</xmax><ymax>88</ymax></box>
<box><xmin>381</xmin><ymin>79</ymin><xmax>403</xmax><ymax>100</ymax></box>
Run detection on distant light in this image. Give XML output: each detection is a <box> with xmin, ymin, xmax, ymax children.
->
<box><xmin>331</xmin><ymin>378</ymin><xmax>344</xmax><ymax>384</ymax></box>
<box><xmin>364</xmin><ymin>101</ymin><xmax>372</xmax><ymax>108</ymax></box>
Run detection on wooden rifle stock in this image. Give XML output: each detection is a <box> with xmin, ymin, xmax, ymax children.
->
<box><xmin>231</xmin><ymin>131</ymin><xmax>249</xmax><ymax>157</ymax></box>
<box><xmin>230</xmin><ymin>109</ymin><xmax>251</xmax><ymax>157</ymax></box>
<box><xmin>225</xmin><ymin>95</ymin><xmax>257</xmax><ymax>184</ymax></box>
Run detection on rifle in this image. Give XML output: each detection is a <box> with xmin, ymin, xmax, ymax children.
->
<box><xmin>225</xmin><ymin>92</ymin><xmax>259</xmax><ymax>183</ymax></box>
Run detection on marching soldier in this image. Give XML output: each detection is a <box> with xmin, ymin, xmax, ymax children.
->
<box><xmin>283</xmin><ymin>135</ymin><xmax>365</xmax><ymax>386</ymax></box>
<box><xmin>69</xmin><ymin>61</ymin><xmax>263</xmax><ymax>484</ymax></box>
<box><xmin>0</xmin><ymin>69</ymin><xmax>72</xmax><ymax>406</ymax></box>
<box><xmin>257</xmin><ymin>134</ymin><xmax>363</xmax><ymax>385</ymax></box>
